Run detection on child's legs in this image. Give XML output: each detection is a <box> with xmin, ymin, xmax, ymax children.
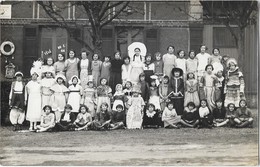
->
<box><xmin>17</xmin><ymin>111</ymin><xmax>25</xmax><ymax>125</ymax></box>
<box><xmin>9</xmin><ymin>109</ymin><xmax>19</xmax><ymax>125</ymax></box>
<box><xmin>180</xmin><ymin>119</ymin><xmax>194</xmax><ymax>127</ymax></box>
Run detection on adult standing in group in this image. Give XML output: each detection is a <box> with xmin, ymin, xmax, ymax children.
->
<box><xmin>110</xmin><ymin>51</ymin><xmax>124</xmax><ymax>93</ymax></box>
<box><xmin>163</xmin><ymin>45</ymin><xmax>177</xmax><ymax>78</ymax></box>
<box><xmin>64</xmin><ymin>50</ymin><xmax>80</xmax><ymax>85</ymax></box>
<box><xmin>79</xmin><ymin>49</ymin><xmax>90</xmax><ymax>89</ymax></box>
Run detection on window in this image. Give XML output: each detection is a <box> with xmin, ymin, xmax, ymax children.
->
<box><xmin>213</xmin><ymin>27</ymin><xmax>238</xmax><ymax>48</ymax></box>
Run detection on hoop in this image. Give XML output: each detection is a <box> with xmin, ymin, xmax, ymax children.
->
<box><xmin>0</xmin><ymin>41</ymin><xmax>15</xmax><ymax>56</ymax></box>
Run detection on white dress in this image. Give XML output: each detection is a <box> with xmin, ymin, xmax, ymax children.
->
<box><xmin>40</xmin><ymin>78</ymin><xmax>55</xmax><ymax>109</ymax></box>
<box><xmin>67</xmin><ymin>84</ymin><xmax>82</xmax><ymax>113</ymax></box>
<box><xmin>25</xmin><ymin>80</ymin><xmax>42</xmax><ymax>122</ymax></box>
<box><xmin>130</xmin><ymin>55</ymin><xmax>144</xmax><ymax>84</ymax></box>
<box><xmin>121</xmin><ymin>64</ymin><xmax>132</xmax><ymax>86</ymax></box>
<box><xmin>80</xmin><ymin>59</ymin><xmax>89</xmax><ymax>89</ymax></box>
<box><xmin>196</xmin><ymin>53</ymin><xmax>211</xmax><ymax>77</ymax></box>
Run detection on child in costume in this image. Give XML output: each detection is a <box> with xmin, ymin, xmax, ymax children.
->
<box><xmin>9</xmin><ymin>72</ymin><xmax>26</xmax><ymax>131</ymax></box>
<box><xmin>184</xmin><ymin>72</ymin><xmax>200</xmax><ymax>107</ymax></box>
<box><xmin>234</xmin><ymin>99</ymin><xmax>253</xmax><ymax>128</ymax></box>
<box><xmin>121</xmin><ymin>56</ymin><xmax>132</xmax><ymax>86</ymax></box>
<box><xmin>143</xmin><ymin>53</ymin><xmax>155</xmax><ymax>84</ymax></box>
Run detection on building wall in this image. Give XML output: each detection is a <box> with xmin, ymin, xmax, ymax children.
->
<box><xmin>159</xmin><ymin>28</ymin><xmax>189</xmax><ymax>55</ymax></box>
<box><xmin>1</xmin><ymin>26</ymin><xmax>24</xmax><ymax>77</ymax></box>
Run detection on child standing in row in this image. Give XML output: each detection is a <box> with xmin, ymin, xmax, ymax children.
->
<box><xmin>91</xmin><ymin>53</ymin><xmax>102</xmax><ymax>87</ymax></box>
<box><xmin>163</xmin><ymin>45</ymin><xmax>176</xmax><ymax>78</ymax></box>
<box><xmin>81</xmin><ymin>79</ymin><xmax>97</xmax><ymax>120</ymax></box>
<box><xmin>121</xmin><ymin>56</ymin><xmax>132</xmax><ymax>86</ymax></box>
<box><xmin>96</xmin><ymin>78</ymin><xmax>112</xmax><ymax>113</ymax></box>
<box><xmin>184</xmin><ymin>72</ymin><xmax>200</xmax><ymax>107</ymax></box>
<box><xmin>154</xmin><ymin>52</ymin><xmax>164</xmax><ymax>82</ymax></box>
<box><xmin>159</xmin><ymin>75</ymin><xmax>171</xmax><ymax>111</ymax></box>
<box><xmin>100</xmin><ymin>55</ymin><xmax>111</xmax><ymax>85</ymax></box>
<box><xmin>67</xmin><ymin>76</ymin><xmax>83</xmax><ymax>115</ymax></box>
<box><xmin>79</xmin><ymin>50</ymin><xmax>90</xmax><ymax>89</ymax></box>
<box><xmin>40</xmin><ymin>70</ymin><xmax>55</xmax><ymax>109</ymax></box>
<box><xmin>175</xmin><ymin>50</ymin><xmax>186</xmax><ymax>81</ymax></box>
<box><xmin>196</xmin><ymin>45</ymin><xmax>211</xmax><ymax>82</ymax></box>
<box><xmin>110</xmin><ymin>51</ymin><xmax>124</xmax><ymax>93</ymax></box>
<box><xmin>148</xmin><ymin>77</ymin><xmax>161</xmax><ymax>111</ymax></box>
<box><xmin>143</xmin><ymin>53</ymin><xmax>154</xmax><ymax>84</ymax></box>
<box><xmin>209</xmin><ymin>48</ymin><xmax>223</xmax><ymax>74</ymax></box>
<box><xmin>137</xmin><ymin>73</ymin><xmax>150</xmax><ymax>103</ymax></box>
<box><xmin>9</xmin><ymin>72</ymin><xmax>26</xmax><ymax>131</ymax></box>
<box><xmin>126</xmin><ymin>85</ymin><xmax>145</xmax><ymax>129</ymax></box>
<box><xmin>65</xmin><ymin>50</ymin><xmax>79</xmax><ymax>84</ymax></box>
<box><xmin>50</xmin><ymin>74</ymin><xmax>69</xmax><ymax>123</ymax></box>
<box><xmin>54</xmin><ymin>53</ymin><xmax>65</xmax><ymax>76</ymax></box>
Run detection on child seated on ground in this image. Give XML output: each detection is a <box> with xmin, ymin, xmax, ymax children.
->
<box><xmin>142</xmin><ymin>103</ymin><xmax>161</xmax><ymax>128</ymax></box>
<box><xmin>55</xmin><ymin>104</ymin><xmax>76</xmax><ymax>131</ymax></box>
<box><xmin>110</xmin><ymin>104</ymin><xmax>126</xmax><ymax>130</ymax></box>
<box><xmin>182</xmin><ymin>102</ymin><xmax>199</xmax><ymax>128</ymax></box>
<box><xmin>36</xmin><ymin>105</ymin><xmax>55</xmax><ymax>132</ymax></box>
<box><xmin>215</xmin><ymin>103</ymin><xmax>236</xmax><ymax>127</ymax></box>
<box><xmin>197</xmin><ymin>99</ymin><xmax>213</xmax><ymax>129</ymax></box>
<box><xmin>212</xmin><ymin>99</ymin><xmax>227</xmax><ymax>127</ymax></box>
<box><xmin>234</xmin><ymin>99</ymin><xmax>253</xmax><ymax>128</ymax></box>
<box><xmin>162</xmin><ymin>102</ymin><xmax>193</xmax><ymax>129</ymax></box>
<box><xmin>73</xmin><ymin>105</ymin><xmax>92</xmax><ymax>131</ymax></box>
<box><xmin>88</xmin><ymin>102</ymin><xmax>112</xmax><ymax>131</ymax></box>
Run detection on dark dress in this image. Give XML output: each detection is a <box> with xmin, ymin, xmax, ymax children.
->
<box><xmin>110</xmin><ymin>59</ymin><xmax>124</xmax><ymax>93</ymax></box>
<box><xmin>143</xmin><ymin>62</ymin><xmax>154</xmax><ymax>84</ymax></box>
<box><xmin>142</xmin><ymin>110</ymin><xmax>160</xmax><ymax>128</ymax></box>
<box><xmin>56</xmin><ymin>112</ymin><xmax>76</xmax><ymax>131</ymax></box>
<box><xmin>169</xmin><ymin>76</ymin><xmax>184</xmax><ymax>115</ymax></box>
<box><xmin>137</xmin><ymin>81</ymin><xmax>150</xmax><ymax>103</ymax></box>
<box><xmin>10</xmin><ymin>81</ymin><xmax>26</xmax><ymax>111</ymax></box>
<box><xmin>111</xmin><ymin>110</ymin><xmax>126</xmax><ymax>126</ymax></box>
<box><xmin>213</xmin><ymin>107</ymin><xmax>226</xmax><ymax>120</ymax></box>
<box><xmin>182</xmin><ymin>108</ymin><xmax>199</xmax><ymax>124</ymax></box>
<box><xmin>89</xmin><ymin>110</ymin><xmax>112</xmax><ymax>130</ymax></box>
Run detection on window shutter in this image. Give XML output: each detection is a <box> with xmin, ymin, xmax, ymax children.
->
<box><xmin>145</xmin><ymin>28</ymin><xmax>159</xmax><ymax>55</ymax></box>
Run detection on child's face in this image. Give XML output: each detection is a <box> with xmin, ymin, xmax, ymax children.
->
<box><xmin>148</xmin><ymin>106</ymin><xmax>155</xmax><ymax>112</ymax></box>
<box><xmin>174</xmin><ymin>71</ymin><xmax>180</xmax><ymax>77</ymax></box>
<box><xmin>72</xmin><ymin>78</ymin><xmax>78</xmax><ymax>84</ymax></box>
<box><xmin>47</xmin><ymin>58</ymin><xmax>53</xmax><ymax>65</ymax></box>
<box><xmin>88</xmin><ymin>82</ymin><xmax>94</xmax><ymax>88</ymax></box>
<box><xmin>93</xmin><ymin>54</ymin><xmax>98</xmax><ymax>60</ymax></box>
<box><xmin>200</xmin><ymin>46</ymin><xmax>206</xmax><ymax>53</ymax></box>
<box><xmin>116</xmin><ymin>85</ymin><xmax>123</xmax><ymax>92</ymax></box>
<box><xmin>140</xmin><ymin>76</ymin><xmax>145</xmax><ymax>81</ymax></box>
<box><xmin>189</xmin><ymin>52</ymin><xmax>195</xmax><ymax>59</ymax></box>
<box><xmin>134</xmin><ymin>49</ymin><xmax>141</xmax><ymax>56</ymax></box>
<box><xmin>213</xmin><ymin>49</ymin><xmax>219</xmax><ymax>56</ymax></box>
<box><xmin>101</xmin><ymin>104</ymin><xmax>108</xmax><ymax>111</ymax></box>
<box><xmin>146</xmin><ymin>56</ymin><xmax>152</xmax><ymax>62</ymax></box>
<box><xmin>188</xmin><ymin>73</ymin><xmax>194</xmax><ymax>79</ymax></box>
<box><xmin>124</xmin><ymin>58</ymin><xmax>130</xmax><ymax>64</ymax></box>
<box><xmin>58</xmin><ymin>54</ymin><xmax>64</xmax><ymax>61</ymax></box>
<box><xmin>104</xmin><ymin>57</ymin><xmax>110</xmax><ymax>62</ymax></box>
<box><xmin>168</xmin><ymin>47</ymin><xmax>174</xmax><ymax>54</ymax></box>
<box><xmin>229</xmin><ymin>105</ymin><xmax>235</xmax><ymax>111</ymax></box>
<box><xmin>240</xmin><ymin>101</ymin><xmax>246</xmax><ymax>108</ymax></box>
<box><xmin>115</xmin><ymin>52</ymin><xmax>121</xmax><ymax>59</ymax></box>
<box><xmin>151</xmin><ymin>81</ymin><xmax>156</xmax><ymax>87</ymax></box>
<box><xmin>16</xmin><ymin>76</ymin><xmax>22</xmax><ymax>82</ymax></box>
<box><xmin>80</xmin><ymin>107</ymin><xmax>87</xmax><ymax>114</ymax></box>
<box><xmin>188</xmin><ymin>105</ymin><xmax>194</xmax><ymax>111</ymax></box>
<box><xmin>133</xmin><ymin>92</ymin><xmax>139</xmax><ymax>97</ymax></box>
<box><xmin>216</xmin><ymin>102</ymin><xmax>223</xmax><ymax>108</ymax></box>
<box><xmin>156</xmin><ymin>54</ymin><xmax>161</xmax><ymax>60</ymax></box>
<box><xmin>57</xmin><ymin>78</ymin><xmax>63</xmax><ymax>84</ymax></box>
<box><xmin>217</xmin><ymin>71</ymin><xmax>223</xmax><ymax>77</ymax></box>
<box><xmin>230</xmin><ymin>64</ymin><xmax>236</xmax><ymax>71</ymax></box>
<box><xmin>206</xmin><ymin>66</ymin><xmax>213</xmax><ymax>73</ymax></box>
<box><xmin>201</xmin><ymin>101</ymin><xmax>207</xmax><ymax>108</ymax></box>
<box><xmin>32</xmin><ymin>73</ymin><xmax>38</xmax><ymax>80</ymax></box>
<box><xmin>163</xmin><ymin>78</ymin><xmax>169</xmax><ymax>84</ymax></box>
<box><xmin>45</xmin><ymin>72</ymin><xmax>52</xmax><ymax>78</ymax></box>
<box><xmin>125</xmin><ymin>82</ymin><xmax>131</xmax><ymax>89</ymax></box>
<box><xmin>69</xmin><ymin>51</ymin><xmax>75</xmax><ymax>58</ymax></box>
<box><xmin>179</xmin><ymin>51</ymin><xmax>185</xmax><ymax>58</ymax></box>
<box><xmin>81</xmin><ymin>52</ymin><xmax>87</xmax><ymax>59</ymax></box>
<box><xmin>45</xmin><ymin>107</ymin><xmax>51</xmax><ymax>115</ymax></box>
<box><xmin>117</xmin><ymin>107</ymin><xmax>123</xmax><ymax>112</ymax></box>
<box><xmin>168</xmin><ymin>104</ymin><xmax>174</xmax><ymax>110</ymax></box>
<box><xmin>101</xmin><ymin>79</ymin><xmax>107</xmax><ymax>85</ymax></box>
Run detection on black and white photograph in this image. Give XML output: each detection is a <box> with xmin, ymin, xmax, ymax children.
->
<box><xmin>0</xmin><ymin>0</ymin><xmax>258</xmax><ymax>166</ymax></box>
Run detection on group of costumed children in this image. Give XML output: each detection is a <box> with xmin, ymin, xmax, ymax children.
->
<box><xmin>8</xmin><ymin>45</ymin><xmax>253</xmax><ymax>132</ymax></box>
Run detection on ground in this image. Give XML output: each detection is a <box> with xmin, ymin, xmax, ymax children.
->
<box><xmin>0</xmin><ymin>110</ymin><xmax>258</xmax><ymax>166</ymax></box>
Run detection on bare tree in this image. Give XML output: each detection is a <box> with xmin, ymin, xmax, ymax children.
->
<box><xmin>200</xmin><ymin>0</ymin><xmax>258</xmax><ymax>70</ymax></box>
<box><xmin>38</xmin><ymin>1</ymin><xmax>130</xmax><ymax>56</ymax></box>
